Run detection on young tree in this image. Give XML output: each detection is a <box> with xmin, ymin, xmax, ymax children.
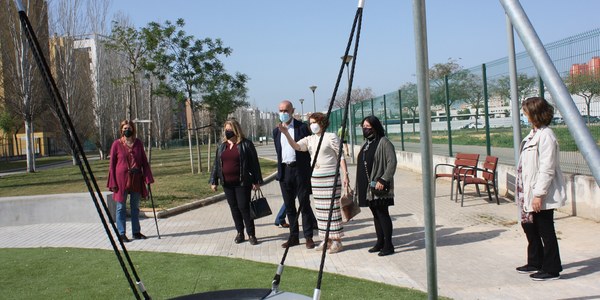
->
<box><xmin>490</xmin><ymin>73</ymin><xmax>537</xmax><ymax>104</ymax></box>
<box><xmin>462</xmin><ymin>72</ymin><xmax>485</xmax><ymax>131</ymax></box>
<box><xmin>429</xmin><ymin>58</ymin><xmax>464</xmax><ymax>107</ymax></box>
<box><xmin>159</xmin><ymin>19</ymin><xmax>247</xmax><ymax>173</ymax></box>
<box><xmin>104</xmin><ymin>20</ymin><xmax>148</xmax><ymax>121</ymax></box>
<box><xmin>400</xmin><ymin>82</ymin><xmax>419</xmax><ymax>134</ymax></box>
<box><xmin>1</xmin><ymin>0</ymin><xmax>50</xmax><ymax>172</ymax></box>
<box><xmin>565</xmin><ymin>72</ymin><xmax>600</xmax><ymax>122</ymax></box>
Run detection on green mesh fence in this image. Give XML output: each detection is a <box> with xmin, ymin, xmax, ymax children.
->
<box><xmin>330</xmin><ymin>28</ymin><xmax>600</xmax><ymax>176</ymax></box>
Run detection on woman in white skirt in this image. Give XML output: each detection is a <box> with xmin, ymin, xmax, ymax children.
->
<box><xmin>278</xmin><ymin>112</ymin><xmax>349</xmax><ymax>253</ymax></box>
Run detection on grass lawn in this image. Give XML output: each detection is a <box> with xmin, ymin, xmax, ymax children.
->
<box><xmin>0</xmin><ymin>248</ymin><xmax>435</xmax><ymax>300</ymax></box>
<box><xmin>389</xmin><ymin>125</ymin><xmax>599</xmax><ymax>151</ymax></box>
<box><xmin>0</xmin><ymin>154</ymin><xmax>73</xmax><ymax>172</ymax></box>
<box><xmin>0</xmin><ymin>146</ymin><xmax>277</xmax><ymax>210</ymax></box>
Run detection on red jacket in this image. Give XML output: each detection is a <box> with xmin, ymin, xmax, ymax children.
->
<box><xmin>107</xmin><ymin>138</ymin><xmax>154</xmax><ymax>202</ymax></box>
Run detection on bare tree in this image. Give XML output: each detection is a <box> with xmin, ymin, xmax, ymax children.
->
<box><xmin>333</xmin><ymin>86</ymin><xmax>375</xmax><ymax>109</ymax></box>
<box><xmin>1</xmin><ymin>0</ymin><xmax>51</xmax><ymax>172</ymax></box>
<box><xmin>86</xmin><ymin>0</ymin><xmax>112</xmax><ymax>159</ymax></box>
<box><xmin>48</xmin><ymin>0</ymin><xmax>95</xmax><ymax>162</ymax></box>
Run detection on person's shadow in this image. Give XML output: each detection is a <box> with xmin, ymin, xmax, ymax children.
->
<box><xmin>560</xmin><ymin>256</ymin><xmax>600</xmax><ymax>279</ymax></box>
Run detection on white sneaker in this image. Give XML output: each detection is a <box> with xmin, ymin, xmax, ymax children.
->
<box><xmin>329</xmin><ymin>241</ymin><xmax>343</xmax><ymax>254</ymax></box>
<box><xmin>315</xmin><ymin>240</ymin><xmax>329</xmax><ymax>251</ymax></box>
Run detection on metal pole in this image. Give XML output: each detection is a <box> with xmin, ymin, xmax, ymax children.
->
<box><xmin>412</xmin><ymin>0</ymin><xmax>438</xmax><ymax>298</ymax></box>
<box><xmin>398</xmin><ymin>89</ymin><xmax>405</xmax><ymax>151</ymax></box>
<box><xmin>482</xmin><ymin>64</ymin><xmax>491</xmax><ymax>156</ymax></box>
<box><xmin>500</xmin><ymin>0</ymin><xmax>600</xmax><ymax>185</ymax></box>
<box><xmin>383</xmin><ymin>94</ymin><xmax>388</xmax><ymax>133</ymax></box>
<box><xmin>506</xmin><ymin>15</ymin><xmax>522</xmax><ymax>171</ymax></box>
<box><xmin>310</xmin><ymin>86</ymin><xmax>317</xmax><ymax>112</ymax></box>
<box><xmin>147</xmin><ymin>184</ymin><xmax>161</xmax><ymax>239</ymax></box>
<box><xmin>345</xmin><ymin>64</ymin><xmax>356</xmax><ymax>163</ymax></box>
<box><xmin>444</xmin><ymin>75</ymin><xmax>453</xmax><ymax>157</ymax></box>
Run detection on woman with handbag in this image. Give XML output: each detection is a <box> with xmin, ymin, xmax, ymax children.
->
<box><xmin>278</xmin><ymin>112</ymin><xmax>349</xmax><ymax>254</ymax></box>
<box><xmin>107</xmin><ymin>120</ymin><xmax>154</xmax><ymax>243</ymax></box>
<box><xmin>210</xmin><ymin>119</ymin><xmax>263</xmax><ymax>246</ymax></box>
<box><xmin>355</xmin><ymin>116</ymin><xmax>397</xmax><ymax>256</ymax></box>
<box><xmin>515</xmin><ymin>97</ymin><xmax>566</xmax><ymax>281</ymax></box>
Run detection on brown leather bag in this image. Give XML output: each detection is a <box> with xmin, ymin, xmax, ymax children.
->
<box><xmin>126</xmin><ymin>168</ymin><xmax>143</xmax><ymax>193</ymax></box>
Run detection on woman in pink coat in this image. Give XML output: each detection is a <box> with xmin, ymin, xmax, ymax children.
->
<box><xmin>107</xmin><ymin>120</ymin><xmax>154</xmax><ymax>242</ymax></box>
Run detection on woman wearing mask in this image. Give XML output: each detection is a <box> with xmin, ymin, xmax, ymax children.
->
<box><xmin>278</xmin><ymin>112</ymin><xmax>349</xmax><ymax>253</ymax></box>
<box><xmin>515</xmin><ymin>97</ymin><xmax>567</xmax><ymax>281</ymax></box>
<box><xmin>107</xmin><ymin>120</ymin><xmax>154</xmax><ymax>242</ymax></box>
<box><xmin>210</xmin><ymin>119</ymin><xmax>263</xmax><ymax>245</ymax></box>
<box><xmin>355</xmin><ymin>116</ymin><xmax>397</xmax><ymax>256</ymax></box>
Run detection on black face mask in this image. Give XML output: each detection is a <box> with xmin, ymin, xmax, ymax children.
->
<box><xmin>362</xmin><ymin>128</ymin><xmax>375</xmax><ymax>139</ymax></box>
<box><xmin>225</xmin><ymin>130</ymin><xmax>235</xmax><ymax>140</ymax></box>
<box><xmin>123</xmin><ymin>129</ymin><xmax>133</xmax><ymax>138</ymax></box>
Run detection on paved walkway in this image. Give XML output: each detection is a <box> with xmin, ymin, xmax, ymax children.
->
<box><xmin>1</xmin><ymin>156</ymin><xmax>599</xmax><ymax>299</ymax></box>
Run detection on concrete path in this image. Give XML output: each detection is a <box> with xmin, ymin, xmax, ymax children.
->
<box><xmin>1</xmin><ymin>146</ymin><xmax>599</xmax><ymax>299</ymax></box>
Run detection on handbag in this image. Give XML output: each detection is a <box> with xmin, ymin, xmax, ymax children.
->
<box><xmin>250</xmin><ymin>189</ymin><xmax>272</xmax><ymax>219</ymax></box>
<box><xmin>340</xmin><ymin>185</ymin><xmax>361</xmax><ymax>222</ymax></box>
<box><xmin>364</xmin><ymin>159</ymin><xmax>389</xmax><ymax>198</ymax></box>
<box><xmin>126</xmin><ymin>168</ymin><xmax>143</xmax><ymax>193</ymax></box>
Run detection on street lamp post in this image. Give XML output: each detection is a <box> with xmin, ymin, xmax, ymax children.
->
<box><xmin>341</xmin><ymin>55</ymin><xmax>355</xmax><ymax>163</ymax></box>
<box><xmin>299</xmin><ymin>98</ymin><xmax>305</xmax><ymax>120</ymax></box>
<box><xmin>309</xmin><ymin>85</ymin><xmax>317</xmax><ymax>112</ymax></box>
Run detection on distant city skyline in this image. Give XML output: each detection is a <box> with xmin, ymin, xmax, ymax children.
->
<box><xmin>108</xmin><ymin>1</ymin><xmax>600</xmax><ymax>112</ymax></box>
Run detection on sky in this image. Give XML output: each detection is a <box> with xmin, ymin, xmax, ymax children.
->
<box><xmin>108</xmin><ymin>0</ymin><xmax>600</xmax><ymax>113</ymax></box>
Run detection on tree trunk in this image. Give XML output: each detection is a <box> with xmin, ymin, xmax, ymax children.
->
<box><xmin>192</xmin><ymin>109</ymin><xmax>202</xmax><ymax>173</ymax></box>
<box><xmin>25</xmin><ymin>119</ymin><xmax>35</xmax><ymax>173</ymax></box>
<box><xmin>147</xmin><ymin>82</ymin><xmax>153</xmax><ymax>164</ymax></box>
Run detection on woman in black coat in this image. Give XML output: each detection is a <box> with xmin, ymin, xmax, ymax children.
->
<box><xmin>210</xmin><ymin>119</ymin><xmax>263</xmax><ymax>245</ymax></box>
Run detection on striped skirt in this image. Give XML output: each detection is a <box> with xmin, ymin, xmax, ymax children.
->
<box><xmin>311</xmin><ymin>167</ymin><xmax>344</xmax><ymax>239</ymax></box>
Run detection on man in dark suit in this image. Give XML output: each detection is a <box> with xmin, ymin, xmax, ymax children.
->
<box><xmin>273</xmin><ymin>100</ymin><xmax>316</xmax><ymax>249</ymax></box>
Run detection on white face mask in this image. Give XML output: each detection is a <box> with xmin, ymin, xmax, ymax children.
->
<box><xmin>310</xmin><ymin>123</ymin><xmax>321</xmax><ymax>134</ymax></box>
<box><xmin>279</xmin><ymin>112</ymin><xmax>290</xmax><ymax>123</ymax></box>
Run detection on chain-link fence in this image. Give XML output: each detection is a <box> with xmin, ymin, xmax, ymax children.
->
<box><xmin>329</xmin><ymin>28</ymin><xmax>600</xmax><ymax>176</ymax></box>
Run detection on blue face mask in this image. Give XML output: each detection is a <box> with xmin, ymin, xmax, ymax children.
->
<box><xmin>279</xmin><ymin>112</ymin><xmax>290</xmax><ymax>123</ymax></box>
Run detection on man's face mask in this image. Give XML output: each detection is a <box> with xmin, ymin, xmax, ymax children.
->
<box><xmin>279</xmin><ymin>112</ymin><xmax>290</xmax><ymax>123</ymax></box>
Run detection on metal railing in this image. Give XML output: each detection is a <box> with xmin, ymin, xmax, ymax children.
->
<box><xmin>329</xmin><ymin>28</ymin><xmax>600</xmax><ymax>176</ymax></box>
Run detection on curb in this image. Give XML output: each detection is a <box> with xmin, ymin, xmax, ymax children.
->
<box><xmin>141</xmin><ymin>171</ymin><xmax>279</xmax><ymax>219</ymax></box>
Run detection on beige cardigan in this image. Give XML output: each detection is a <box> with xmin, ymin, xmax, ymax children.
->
<box><xmin>518</xmin><ymin>126</ymin><xmax>567</xmax><ymax>212</ymax></box>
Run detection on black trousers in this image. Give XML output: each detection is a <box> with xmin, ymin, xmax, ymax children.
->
<box><xmin>521</xmin><ymin>209</ymin><xmax>562</xmax><ymax>274</ymax></box>
<box><xmin>369</xmin><ymin>204</ymin><xmax>394</xmax><ymax>251</ymax></box>
<box><xmin>223</xmin><ymin>184</ymin><xmax>255</xmax><ymax>236</ymax></box>
<box><xmin>279</xmin><ymin>164</ymin><xmax>315</xmax><ymax>239</ymax></box>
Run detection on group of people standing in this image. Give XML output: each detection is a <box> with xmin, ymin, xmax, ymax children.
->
<box><xmin>106</xmin><ymin>97</ymin><xmax>567</xmax><ymax>279</ymax></box>
<box><xmin>208</xmin><ymin>100</ymin><xmax>398</xmax><ymax>256</ymax></box>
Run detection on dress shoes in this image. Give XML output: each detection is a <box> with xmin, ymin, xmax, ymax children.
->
<box><xmin>133</xmin><ymin>233</ymin><xmax>147</xmax><ymax>240</ymax></box>
<box><xmin>234</xmin><ymin>232</ymin><xmax>245</xmax><ymax>244</ymax></box>
<box><xmin>280</xmin><ymin>222</ymin><xmax>290</xmax><ymax>228</ymax></box>
<box><xmin>378</xmin><ymin>248</ymin><xmax>395</xmax><ymax>257</ymax></box>
<box><xmin>248</xmin><ymin>235</ymin><xmax>258</xmax><ymax>245</ymax></box>
<box><xmin>281</xmin><ymin>237</ymin><xmax>300</xmax><ymax>248</ymax></box>
<box><xmin>368</xmin><ymin>246</ymin><xmax>383</xmax><ymax>253</ymax></box>
<box><xmin>119</xmin><ymin>235</ymin><xmax>130</xmax><ymax>243</ymax></box>
<box><xmin>305</xmin><ymin>237</ymin><xmax>315</xmax><ymax>249</ymax></box>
